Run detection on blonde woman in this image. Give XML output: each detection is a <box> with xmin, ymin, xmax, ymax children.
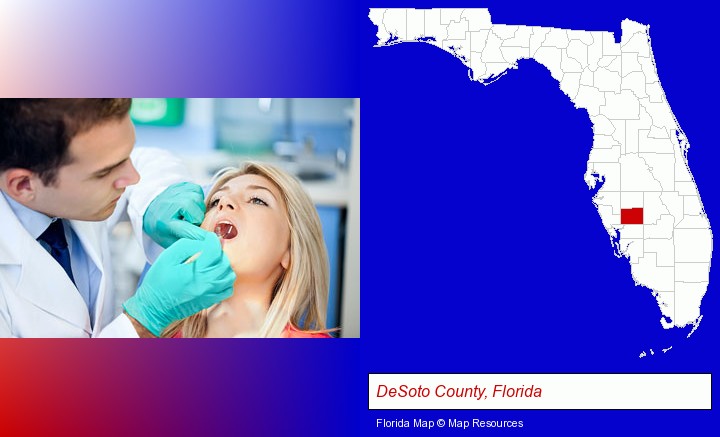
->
<box><xmin>163</xmin><ymin>162</ymin><xmax>332</xmax><ymax>338</ymax></box>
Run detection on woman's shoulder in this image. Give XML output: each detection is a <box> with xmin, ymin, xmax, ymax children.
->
<box><xmin>283</xmin><ymin>324</ymin><xmax>333</xmax><ymax>338</ymax></box>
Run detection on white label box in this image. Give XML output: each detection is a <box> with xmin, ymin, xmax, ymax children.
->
<box><xmin>368</xmin><ymin>373</ymin><xmax>711</xmax><ymax>410</ymax></box>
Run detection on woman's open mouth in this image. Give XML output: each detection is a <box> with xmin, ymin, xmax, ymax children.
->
<box><xmin>214</xmin><ymin>221</ymin><xmax>238</xmax><ymax>240</ymax></box>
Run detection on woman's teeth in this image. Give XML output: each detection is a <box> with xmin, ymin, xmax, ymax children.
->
<box><xmin>214</xmin><ymin>222</ymin><xmax>238</xmax><ymax>239</ymax></box>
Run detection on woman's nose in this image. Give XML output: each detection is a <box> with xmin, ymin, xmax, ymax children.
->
<box><xmin>218</xmin><ymin>198</ymin><xmax>235</xmax><ymax>211</ymax></box>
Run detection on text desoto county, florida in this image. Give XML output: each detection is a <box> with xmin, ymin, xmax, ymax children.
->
<box><xmin>376</xmin><ymin>384</ymin><xmax>543</xmax><ymax>400</ymax></box>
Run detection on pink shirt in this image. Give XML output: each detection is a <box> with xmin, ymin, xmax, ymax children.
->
<box><xmin>171</xmin><ymin>323</ymin><xmax>332</xmax><ymax>338</ymax></box>
<box><xmin>283</xmin><ymin>324</ymin><xmax>332</xmax><ymax>338</ymax></box>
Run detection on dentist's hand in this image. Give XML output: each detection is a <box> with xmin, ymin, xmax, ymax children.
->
<box><xmin>143</xmin><ymin>182</ymin><xmax>207</xmax><ymax>248</ymax></box>
<box><xmin>123</xmin><ymin>231</ymin><xmax>236</xmax><ymax>336</ymax></box>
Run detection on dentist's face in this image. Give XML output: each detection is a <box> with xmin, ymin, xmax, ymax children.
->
<box><xmin>201</xmin><ymin>174</ymin><xmax>291</xmax><ymax>286</ymax></box>
<box><xmin>33</xmin><ymin>114</ymin><xmax>140</xmax><ymax>221</ymax></box>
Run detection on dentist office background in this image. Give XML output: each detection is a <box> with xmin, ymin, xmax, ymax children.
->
<box><xmin>111</xmin><ymin>98</ymin><xmax>360</xmax><ymax>337</ymax></box>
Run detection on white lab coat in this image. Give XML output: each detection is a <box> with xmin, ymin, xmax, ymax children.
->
<box><xmin>0</xmin><ymin>147</ymin><xmax>190</xmax><ymax>337</ymax></box>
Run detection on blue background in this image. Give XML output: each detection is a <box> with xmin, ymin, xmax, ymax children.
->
<box><xmin>0</xmin><ymin>0</ymin><xmax>716</xmax><ymax>435</ymax></box>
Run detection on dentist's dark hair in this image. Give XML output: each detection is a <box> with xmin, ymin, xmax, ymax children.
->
<box><xmin>0</xmin><ymin>99</ymin><xmax>132</xmax><ymax>185</ymax></box>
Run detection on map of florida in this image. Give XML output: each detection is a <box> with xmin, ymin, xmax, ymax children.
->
<box><xmin>370</xmin><ymin>8</ymin><xmax>712</xmax><ymax>334</ymax></box>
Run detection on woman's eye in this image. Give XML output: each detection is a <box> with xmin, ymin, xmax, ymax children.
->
<box><xmin>209</xmin><ymin>198</ymin><xmax>220</xmax><ymax>208</ymax></box>
<box><xmin>250</xmin><ymin>196</ymin><xmax>268</xmax><ymax>206</ymax></box>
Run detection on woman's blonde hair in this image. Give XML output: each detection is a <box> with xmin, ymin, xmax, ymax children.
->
<box><xmin>163</xmin><ymin>161</ymin><xmax>330</xmax><ymax>338</ymax></box>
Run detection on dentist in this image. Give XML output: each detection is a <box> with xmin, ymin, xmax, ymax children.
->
<box><xmin>0</xmin><ymin>99</ymin><xmax>235</xmax><ymax>337</ymax></box>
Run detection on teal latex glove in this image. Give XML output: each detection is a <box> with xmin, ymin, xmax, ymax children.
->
<box><xmin>143</xmin><ymin>182</ymin><xmax>207</xmax><ymax>248</ymax></box>
<box><xmin>123</xmin><ymin>231</ymin><xmax>236</xmax><ymax>336</ymax></box>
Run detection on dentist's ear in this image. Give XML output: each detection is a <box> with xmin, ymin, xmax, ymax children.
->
<box><xmin>2</xmin><ymin>168</ymin><xmax>37</xmax><ymax>203</ymax></box>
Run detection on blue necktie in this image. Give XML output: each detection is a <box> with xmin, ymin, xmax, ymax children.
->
<box><xmin>38</xmin><ymin>219</ymin><xmax>75</xmax><ymax>284</ymax></box>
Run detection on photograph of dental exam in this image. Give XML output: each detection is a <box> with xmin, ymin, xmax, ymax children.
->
<box><xmin>0</xmin><ymin>98</ymin><xmax>359</xmax><ymax>338</ymax></box>
<box><xmin>121</xmin><ymin>98</ymin><xmax>359</xmax><ymax>338</ymax></box>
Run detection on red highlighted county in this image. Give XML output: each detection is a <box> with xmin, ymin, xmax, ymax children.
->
<box><xmin>621</xmin><ymin>208</ymin><xmax>643</xmax><ymax>224</ymax></box>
